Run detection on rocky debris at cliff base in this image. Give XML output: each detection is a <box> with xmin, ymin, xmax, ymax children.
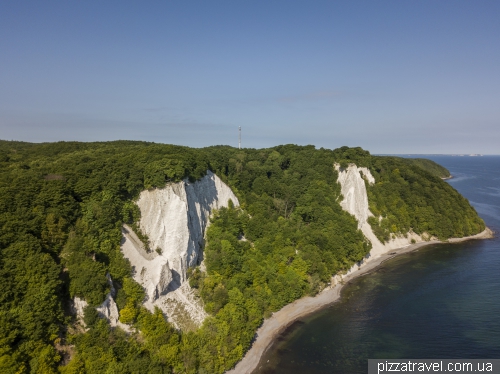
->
<box><xmin>227</xmin><ymin>225</ymin><xmax>494</xmax><ymax>374</ymax></box>
<box><xmin>121</xmin><ymin>170</ymin><xmax>238</xmax><ymax>330</ymax></box>
<box><xmin>158</xmin><ymin>282</ymin><xmax>207</xmax><ymax>331</ymax></box>
<box><xmin>335</xmin><ymin>163</ymin><xmax>430</xmax><ymax>259</ymax></box>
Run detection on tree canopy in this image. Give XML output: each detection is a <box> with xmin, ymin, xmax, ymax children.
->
<box><xmin>0</xmin><ymin>140</ymin><xmax>483</xmax><ymax>373</ymax></box>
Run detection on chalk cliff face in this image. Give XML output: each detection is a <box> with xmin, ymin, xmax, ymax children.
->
<box><xmin>121</xmin><ymin>170</ymin><xmax>239</xmax><ymax>329</ymax></box>
<box><xmin>335</xmin><ymin>164</ymin><xmax>374</xmax><ymax>228</ymax></box>
<box><xmin>134</xmin><ymin>170</ymin><xmax>238</xmax><ymax>286</ymax></box>
<box><xmin>121</xmin><ymin>225</ymin><xmax>172</xmax><ymax>302</ymax></box>
<box><xmin>73</xmin><ymin>274</ymin><xmax>130</xmax><ymax>332</ymax></box>
<box><xmin>72</xmin><ymin>296</ymin><xmax>88</xmax><ymax>327</ymax></box>
<box><xmin>95</xmin><ymin>275</ymin><xmax>131</xmax><ymax>331</ymax></box>
<box><xmin>335</xmin><ymin>164</ymin><xmax>424</xmax><ymax>259</ymax></box>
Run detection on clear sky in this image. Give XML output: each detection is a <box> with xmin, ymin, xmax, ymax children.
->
<box><xmin>1</xmin><ymin>1</ymin><xmax>499</xmax><ymax>154</ymax></box>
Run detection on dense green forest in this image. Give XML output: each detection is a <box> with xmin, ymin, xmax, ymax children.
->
<box><xmin>405</xmin><ymin>158</ymin><xmax>451</xmax><ymax>179</ymax></box>
<box><xmin>0</xmin><ymin>140</ymin><xmax>484</xmax><ymax>373</ymax></box>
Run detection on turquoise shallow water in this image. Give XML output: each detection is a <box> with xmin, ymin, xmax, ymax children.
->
<box><xmin>255</xmin><ymin>156</ymin><xmax>500</xmax><ymax>374</ymax></box>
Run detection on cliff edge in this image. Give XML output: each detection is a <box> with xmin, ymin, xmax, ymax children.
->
<box><xmin>335</xmin><ymin>163</ymin><xmax>428</xmax><ymax>262</ymax></box>
<box><xmin>121</xmin><ymin>170</ymin><xmax>239</xmax><ymax>329</ymax></box>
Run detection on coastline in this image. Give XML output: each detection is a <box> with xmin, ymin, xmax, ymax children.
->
<box><xmin>227</xmin><ymin>227</ymin><xmax>493</xmax><ymax>374</ymax></box>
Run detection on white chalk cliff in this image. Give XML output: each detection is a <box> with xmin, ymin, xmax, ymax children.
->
<box><xmin>95</xmin><ymin>274</ymin><xmax>131</xmax><ymax>331</ymax></box>
<box><xmin>72</xmin><ymin>274</ymin><xmax>131</xmax><ymax>332</ymax></box>
<box><xmin>121</xmin><ymin>170</ymin><xmax>239</xmax><ymax>329</ymax></box>
<box><xmin>336</xmin><ymin>164</ymin><xmax>374</xmax><ymax>229</ymax></box>
<box><xmin>335</xmin><ymin>164</ymin><xmax>425</xmax><ymax>262</ymax></box>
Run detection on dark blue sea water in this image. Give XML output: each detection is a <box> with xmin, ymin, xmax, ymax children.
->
<box><xmin>255</xmin><ymin>156</ymin><xmax>500</xmax><ymax>374</ymax></box>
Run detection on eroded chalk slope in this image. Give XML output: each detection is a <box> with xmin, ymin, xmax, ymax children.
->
<box><xmin>121</xmin><ymin>170</ymin><xmax>239</xmax><ymax>329</ymax></box>
<box><xmin>335</xmin><ymin>164</ymin><xmax>425</xmax><ymax>260</ymax></box>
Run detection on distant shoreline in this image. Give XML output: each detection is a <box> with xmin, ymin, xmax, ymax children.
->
<box><xmin>441</xmin><ymin>175</ymin><xmax>453</xmax><ymax>180</ymax></box>
<box><xmin>227</xmin><ymin>227</ymin><xmax>493</xmax><ymax>374</ymax></box>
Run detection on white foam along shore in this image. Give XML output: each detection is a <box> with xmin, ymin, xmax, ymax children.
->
<box><xmin>227</xmin><ymin>227</ymin><xmax>493</xmax><ymax>374</ymax></box>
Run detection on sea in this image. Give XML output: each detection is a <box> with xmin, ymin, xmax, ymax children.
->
<box><xmin>254</xmin><ymin>155</ymin><xmax>500</xmax><ymax>374</ymax></box>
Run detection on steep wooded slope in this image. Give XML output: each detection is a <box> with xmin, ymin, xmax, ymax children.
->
<box><xmin>0</xmin><ymin>141</ymin><xmax>484</xmax><ymax>373</ymax></box>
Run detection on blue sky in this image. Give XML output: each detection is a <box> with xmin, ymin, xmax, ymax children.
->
<box><xmin>1</xmin><ymin>1</ymin><xmax>499</xmax><ymax>153</ymax></box>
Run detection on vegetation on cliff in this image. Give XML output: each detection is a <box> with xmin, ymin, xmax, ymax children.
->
<box><xmin>0</xmin><ymin>140</ymin><xmax>484</xmax><ymax>373</ymax></box>
<box><xmin>367</xmin><ymin>156</ymin><xmax>480</xmax><ymax>242</ymax></box>
<box><xmin>405</xmin><ymin>158</ymin><xmax>451</xmax><ymax>179</ymax></box>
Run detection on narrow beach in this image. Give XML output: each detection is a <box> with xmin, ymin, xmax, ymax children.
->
<box><xmin>227</xmin><ymin>227</ymin><xmax>493</xmax><ymax>374</ymax></box>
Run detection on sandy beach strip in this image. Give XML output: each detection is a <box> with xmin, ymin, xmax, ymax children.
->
<box><xmin>227</xmin><ymin>227</ymin><xmax>493</xmax><ymax>374</ymax></box>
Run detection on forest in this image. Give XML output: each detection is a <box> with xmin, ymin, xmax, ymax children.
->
<box><xmin>0</xmin><ymin>140</ymin><xmax>484</xmax><ymax>373</ymax></box>
<box><xmin>404</xmin><ymin>158</ymin><xmax>451</xmax><ymax>179</ymax></box>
